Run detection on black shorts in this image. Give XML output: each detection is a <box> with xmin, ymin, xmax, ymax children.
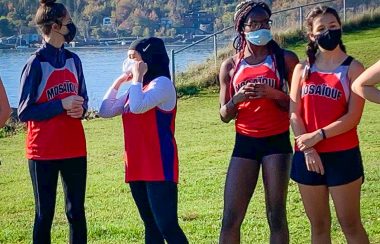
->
<box><xmin>291</xmin><ymin>147</ymin><xmax>364</xmax><ymax>187</ymax></box>
<box><xmin>232</xmin><ymin>131</ymin><xmax>292</xmax><ymax>163</ymax></box>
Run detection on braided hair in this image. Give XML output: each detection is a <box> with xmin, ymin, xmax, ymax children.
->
<box><xmin>305</xmin><ymin>6</ymin><xmax>346</xmax><ymax>78</ymax></box>
<box><xmin>231</xmin><ymin>1</ymin><xmax>287</xmax><ymax>94</ymax></box>
<box><xmin>233</xmin><ymin>0</ymin><xmax>271</xmax><ymax>53</ymax></box>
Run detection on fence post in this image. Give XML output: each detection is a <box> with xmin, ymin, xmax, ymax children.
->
<box><xmin>343</xmin><ymin>0</ymin><xmax>346</xmax><ymax>22</ymax></box>
<box><xmin>213</xmin><ymin>34</ymin><xmax>218</xmax><ymax>70</ymax></box>
<box><xmin>299</xmin><ymin>7</ymin><xmax>303</xmax><ymax>30</ymax></box>
<box><xmin>171</xmin><ymin>49</ymin><xmax>175</xmax><ymax>84</ymax></box>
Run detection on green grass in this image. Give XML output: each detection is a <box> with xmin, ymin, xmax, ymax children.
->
<box><xmin>1</xmin><ymin>29</ymin><xmax>380</xmax><ymax>244</ymax></box>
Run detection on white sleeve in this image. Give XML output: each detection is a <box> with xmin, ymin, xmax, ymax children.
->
<box><xmin>128</xmin><ymin>77</ymin><xmax>175</xmax><ymax>114</ymax></box>
<box><xmin>98</xmin><ymin>87</ymin><xmax>129</xmax><ymax>118</ymax></box>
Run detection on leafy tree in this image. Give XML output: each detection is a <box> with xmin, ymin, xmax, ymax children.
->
<box><xmin>0</xmin><ymin>0</ymin><xmax>375</xmax><ymax>38</ymax></box>
<box><xmin>143</xmin><ymin>27</ymin><xmax>150</xmax><ymax>37</ymax></box>
<box><xmin>131</xmin><ymin>25</ymin><xmax>143</xmax><ymax>36</ymax></box>
<box><xmin>0</xmin><ymin>17</ymin><xmax>14</xmax><ymax>36</ymax></box>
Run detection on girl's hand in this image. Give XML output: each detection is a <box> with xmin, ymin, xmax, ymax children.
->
<box><xmin>304</xmin><ymin>148</ymin><xmax>325</xmax><ymax>175</ymax></box>
<box><xmin>61</xmin><ymin>95</ymin><xmax>84</xmax><ymax>110</ymax></box>
<box><xmin>116</xmin><ymin>73</ymin><xmax>132</xmax><ymax>84</ymax></box>
<box><xmin>252</xmin><ymin>83</ymin><xmax>281</xmax><ymax>99</ymax></box>
<box><xmin>132</xmin><ymin>61</ymin><xmax>148</xmax><ymax>83</ymax></box>
<box><xmin>67</xmin><ymin>105</ymin><xmax>84</xmax><ymax>119</ymax></box>
<box><xmin>232</xmin><ymin>83</ymin><xmax>256</xmax><ymax>104</ymax></box>
<box><xmin>295</xmin><ymin>130</ymin><xmax>323</xmax><ymax>151</ymax></box>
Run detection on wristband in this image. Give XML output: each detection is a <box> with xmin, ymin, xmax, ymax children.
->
<box><xmin>320</xmin><ymin>128</ymin><xmax>327</xmax><ymax>140</ymax></box>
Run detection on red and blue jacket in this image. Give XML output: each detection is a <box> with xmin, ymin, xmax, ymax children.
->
<box><xmin>18</xmin><ymin>42</ymin><xmax>88</xmax><ymax>160</ymax></box>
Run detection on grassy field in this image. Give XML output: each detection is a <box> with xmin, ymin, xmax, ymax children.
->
<box><xmin>1</xmin><ymin>28</ymin><xmax>380</xmax><ymax>243</ymax></box>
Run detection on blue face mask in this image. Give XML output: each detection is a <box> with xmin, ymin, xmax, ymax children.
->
<box><xmin>245</xmin><ymin>29</ymin><xmax>273</xmax><ymax>46</ymax></box>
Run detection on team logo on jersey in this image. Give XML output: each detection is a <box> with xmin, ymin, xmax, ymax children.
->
<box><xmin>235</xmin><ymin>76</ymin><xmax>276</xmax><ymax>91</ymax></box>
<box><xmin>302</xmin><ymin>84</ymin><xmax>342</xmax><ymax>100</ymax></box>
<box><xmin>46</xmin><ymin>82</ymin><xmax>78</xmax><ymax>100</ymax></box>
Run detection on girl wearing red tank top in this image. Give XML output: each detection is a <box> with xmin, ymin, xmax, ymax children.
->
<box><xmin>289</xmin><ymin>6</ymin><xmax>369</xmax><ymax>244</ymax></box>
<box><xmin>218</xmin><ymin>1</ymin><xmax>299</xmax><ymax>243</ymax></box>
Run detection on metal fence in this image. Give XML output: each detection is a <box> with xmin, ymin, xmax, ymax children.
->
<box><xmin>170</xmin><ymin>0</ymin><xmax>380</xmax><ymax>83</ymax></box>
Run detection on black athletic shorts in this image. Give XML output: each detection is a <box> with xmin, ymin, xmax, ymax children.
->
<box><xmin>232</xmin><ymin>130</ymin><xmax>292</xmax><ymax>163</ymax></box>
<box><xmin>291</xmin><ymin>147</ymin><xmax>364</xmax><ymax>187</ymax></box>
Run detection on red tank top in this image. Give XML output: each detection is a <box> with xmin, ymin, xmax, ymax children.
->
<box><xmin>122</xmin><ymin>92</ymin><xmax>179</xmax><ymax>183</ymax></box>
<box><xmin>232</xmin><ymin>55</ymin><xmax>289</xmax><ymax>137</ymax></box>
<box><xmin>298</xmin><ymin>57</ymin><xmax>359</xmax><ymax>152</ymax></box>
<box><xmin>27</xmin><ymin>58</ymin><xmax>86</xmax><ymax>160</ymax></box>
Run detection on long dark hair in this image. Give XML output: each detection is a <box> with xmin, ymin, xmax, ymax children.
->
<box><xmin>305</xmin><ymin>6</ymin><xmax>346</xmax><ymax>72</ymax></box>
<box><xmin>35</xmin><ymin>0</ymin><xmax>67</xmax><ymax>35</ymax></box>
<box><xmin>232</xmin><ymin>1</ymin><xmax>287</xmax><ymax>92</ymax></box>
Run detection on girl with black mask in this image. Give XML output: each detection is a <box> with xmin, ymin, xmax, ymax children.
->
<box><xmin>99</xmin><ymin>37</ymin><xmax>188</xmax><ymax>244</ymax></box>
<box><xmin>17</xmin><ymin>0</ymin><xmax>88</xmax><ymax>243</ymax></box>
<box><xmin>289</xmin><ymin>6</ymin><xmax>369</xmax><ymax>244</ymax></box>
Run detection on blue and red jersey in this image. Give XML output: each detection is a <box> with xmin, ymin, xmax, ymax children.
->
<box><xmin>18</xmin><ymin>42</ymin><xmax>88</xmax><ymax>160</ymax></box>
<box><xmin>298</xmin><ymin>57</ymin><xmax>359</xmax><ymax>152</ymax></box>
<box><xmin>122</xmin><ymin>87</ymin><xmax>178</xmax><ymax>183</ymax></box>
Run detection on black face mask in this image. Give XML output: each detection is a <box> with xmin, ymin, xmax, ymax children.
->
<box><xmin>316</xmin><ymin>29</ymin><xmax>342</xmax><ymax>51</ymax></box>
<box><xmin>60</xmin><ymin>23</ymin><xmax>77</xmax><ymax>43</ymax></box>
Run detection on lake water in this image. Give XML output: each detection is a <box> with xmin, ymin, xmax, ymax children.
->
<box><xmin>0</xmin><ymin>42</ymin><xmax>227</xmax><ymax>109</ymax></box>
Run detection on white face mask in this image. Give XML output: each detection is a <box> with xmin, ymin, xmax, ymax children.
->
<box><xmin>122</xmin><ymin>58</ymin><xmax>136</xmax><ymax>75</ymax></box>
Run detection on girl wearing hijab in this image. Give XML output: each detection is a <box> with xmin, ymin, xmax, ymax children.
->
<box><xmin>99</xmin><ymin>37</ymin><xmax>188</xmax><ymax>244</ymax></box>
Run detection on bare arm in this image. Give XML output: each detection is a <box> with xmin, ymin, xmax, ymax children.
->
<box><xmin>289</xmin><ymin>63</ymin><xmax>308</xmax><ymax>138</ymax></box>
<box><xmin>352</xmin><ymin>59</ymin><xmax>380</xmax><ymax>104</ymax></box>
<box><xmin>0</xmin><ymin>78</ymin><xmax>11</xmax><ymax>128</ymax></box>
<box><xmin>219</xmin><ymin>57</ymin><xmax>238</xmax><ymax>123</ymax></box>
<box><xmin>290</xmin><ymin>62</ymin><xmax>325</xmax><ymax>175</ymax></box>
<box><xmin>219</xmin><ymin>55</ymin><xmax>260</xmax><ymax>123</ymax></box>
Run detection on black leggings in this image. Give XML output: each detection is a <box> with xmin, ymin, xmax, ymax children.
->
<box><xmin>29</xmin><ymin>157</ymin><xmax>87</xmax><ymax>244</ymax></box>
<box><xmin>129</xmin><ymin>181</ymin><xmax>188</xmax><ymax>244</ymax></box>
